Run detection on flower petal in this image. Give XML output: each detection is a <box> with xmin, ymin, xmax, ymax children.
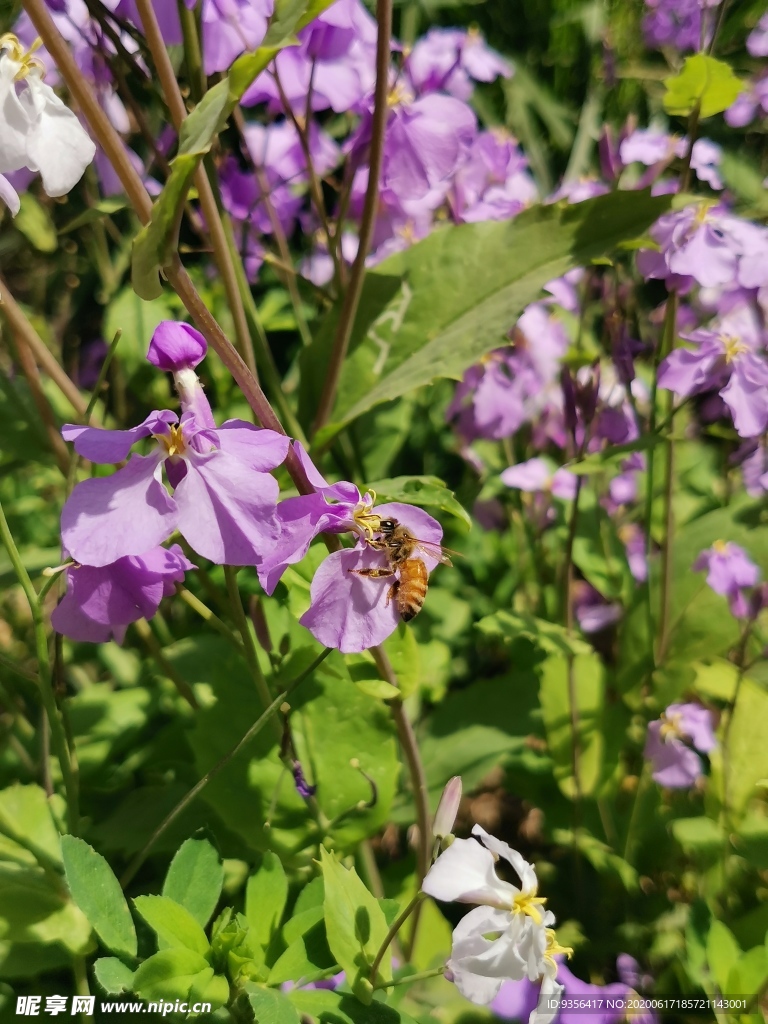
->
<box><xmin>215</xmin><ymin>421</ymin><xmax>291</xmax><ymax>471</ymax></box>
<box><xmin>61</xmin><ymin>452</ymin><xmax>177</xmax><ymax>566</ymax></box>
<box><xmin>299</xmin><ymin>546</ymin><xmax>400</xmax><ymax>653</ymax></box>
<box><xmin>473</xmin><ymin>825</ymin><xmax>538</xmax><ymax>893</ymax></box>
<box><xmin>174</xmin><ymin>449</ymin><xmax>279</xmax><ymax>565</ymax></box>
<box><xmin>23</xmin><ymin>75</ymin><xmax>96</xmax><ymax>196</ymax></box>
<box><xmin>62</xmin><ymin>410</ymin><xmax>176</xmax><ymax>463</ymax></box>
<box><xmin>422</xmin><ymin>835</ymin><xmax>514</xmax><ymax>907</ymax></box>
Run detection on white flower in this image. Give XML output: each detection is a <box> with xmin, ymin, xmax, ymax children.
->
<box><xmin>422</xmin><ymin>824</ymin><xmax>572</xmax><ymax>1018</ymax></box>
<box><xmin>0</xmin><ymin>34</ymin><xmax>95</xmax><ymax>205</ymax></box>
<box><xmin>0</xmin><ymin>173</ymin><xmax>20</xmax><ymax>216</ymax></box>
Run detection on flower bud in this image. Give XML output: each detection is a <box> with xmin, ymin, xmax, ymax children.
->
<box><xmin>147</xmin><ymin>321</ymin><xmax>207</xmax><ymax>372</ymax></box>
<box><xmin>432</xmin><ymin>776</ymin><xmax>462</xmax><ymax>839</ymax></box>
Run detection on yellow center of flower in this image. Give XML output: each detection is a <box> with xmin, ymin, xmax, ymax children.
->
<box><xmin>712</xmin><ymin>538</ymin><xmax>730</xmax><ymax>554</ymax></box>
<box><xmin>352</xmin><ymin>491</ymin><xmax>381</xmax><ymax>542</ymax></box>
<box><xmin>387</xmin><ymin>81</ymin><xmax>414</xmax><ymax>108</ymax></box>
<box><xmin>542</xmin><ymin>928</ymin><xmax>574</xmax><ymax>974</ymax></box>
<box><xmin>0</xmin><ymin>33</ymin><xmax>45</xmax><ymax>79</ymax></box>
<box><xmin>155</xmin><ymin>424</ymin><xmax>187</xmax><ymax>459</ymax></box>
<box><xmin>512</xmin><ymin>890</ymin><xmax>547</xmax><ymax>925</ymax></box>
<box><xmin>693</xmin><ymin>200</ymin><xmax>716</xmax><ymax>228</ymax></box>
<box><xmin>720</xmin><ymin>334</ymin><xmax>748</xmax><ymax>364</ymax></box>
<box><xmin>659</xmin><ymin>711</ymin><xmax>684</xmax><ymax>743</ymax></box>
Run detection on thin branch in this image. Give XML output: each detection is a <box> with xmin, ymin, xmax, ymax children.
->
<box><xmin>312</xmin><ymin>0</ymin><xmax>393</xmax><ymax>434</ymax></box>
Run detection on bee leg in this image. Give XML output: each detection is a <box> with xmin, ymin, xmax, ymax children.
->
<box><xmin>348</xmin><ymin>568</ymin><xmax>396</xmax><ymax>579</ymax></box>
<box><xmin>386</xmin><ymin>581</ymin><xmax>399</xmax><ymax>607</ymax></box>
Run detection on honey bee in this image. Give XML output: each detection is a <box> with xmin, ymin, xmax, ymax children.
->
<box><xmin>349</xmin><ymin>518</ymin><xmax>452</xmax><ymax>621</ymax></box>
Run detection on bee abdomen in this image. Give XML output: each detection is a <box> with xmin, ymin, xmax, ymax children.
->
<box><xmin>396</xmin><ymin>559</ymin><xmax>429</xmax><ymax>621</ymax></box>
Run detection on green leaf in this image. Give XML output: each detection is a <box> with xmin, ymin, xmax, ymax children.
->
<box><xmin>0</xmin><ymin>784</ymin><xmax>63</xmax><ymax>870</ymax></box>
<box><xmin>670</xmin><ymin>817</ymin><xmax>725</xmax><ymax>857</ymax></box>
<box><xmin>308</xmin><ymin>190</ymin><xmax>674</xmax><ymax>444</ymax></box>
<box><xmin>14</xmin><ymin>195</ymin><xmax>57</xmax><ymax>252</ymax></box>
<box><xmin>381</xmin><ymin>621</ymin><xmax>421</xmax><ymax>700</ymax></box>
<box><xmin>691</xmin><ymin>659</ymin><xmax>739</xmax><ymax>702</ymax></box>
<box><xmin>552</xmin><ymin>829</ymin><xmax>638</xmax><ymax>891</ymax></box>
<box><xmin>131</xmin><ymin>948</ymin><xmax>213</xmax><ymax>1002</ymax></box>
<box><xmin>320</xmin><ymin>847</ymin><xmax>391</xmax><ymax>1001</ymax></box>
<box><xmin>0</xmin><ymin>864</ymin><xmax>92</xmax><ymax>953</ymax></box>
<box><xmin>181</xmin><ymin>638</ymin><xmax>398</xmax><ymax>857</ymax></box>
<box><xmin>60</xmin><ymin>836</ymin><xmax>137</xmax><ymax>958</ymax></box>
<box><xmin>132</xmin><ymin>0</ymin><xmax>332</xmax><ymax>299</ymax></box>
<box><xmin>289</xmin><ymin>990</ymin><xmax>420</xmax><ymax>1024</ymax></box>
<box><xmin>726</xmin><ymin>945</ymin><xmax>768</xmax><ymax>1000</ymax></box>
<box><xmin>539</xmin><ymin>653</ymin><xmax>605</xmax><ymax>799</ymax></box>
<box><xmin>354</xmin><ymin>679</ymin><xmax>401</xmax><ymax>700</ymax></box>
<box><xmin>268</xmin><ymin>917</ymin><xmax>337</xmax><ymax>986</ymax></box>
<box><xmin>663</xmin><ymin>54</ymin><xmax>744</xmax><ymax>119</ymax></box>
<box><xmin>723</xmin><ymin>678</ymin><xmax>768</xmax><ymax>820</ymax></box>
<box><xmin>476</xmin><ymin>609</ymin><xmax>593</xmax><ymax>657</ymax></box>
<box><xmin>706</xmin><ymin>921</ymin><xmax>741</xmax><ymax>994</ymax></box>
<box><xmin>93</xmin><ymin>957</ymin><xmax>134</xmax><ymax>995</ymax></box>
<box><xmin>162</xmin><ymin>836</ymin><xmax>223</xmax><ymax>929</ymax></box>
<box><xmin>247</xmin><ymin>985</ymin><xmax>301</xmax><ymax>1024</ymax></box>
<box><xmin>734</xmin><ymin>814</ymin><xmax>768</xmax><ymax>870</ymax></box>
<box><xmin>364</xmin><ymin>476</ymin><xmax>471</xmax><ymax>531</ymax></box>
<box><xmin>245</xmin><ymin>852</ymin><xmax>289</xmax><ymax>956</ymax></box>
<box><xmin>133</xmin><ymin>895</ymin><xmax>210</xmax><ymax>955</ymax></box>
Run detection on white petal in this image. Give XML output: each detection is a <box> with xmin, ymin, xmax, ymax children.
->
<box><xmin>422</xmin><ymin>836</ymin><xmax>514</xmax><ymax>907</ymax></box>
<box><xmin>23</xmin><ymin>75</ymin><xmax>95</xmax><ymax>196</ymax></box>
<box><xmin>456</xmin><ymin>913</ymin><xmax>529</xmax><ymax>982</ymax></box>
<box><xmin>451</xmin><ymin>962</ymin><xmax>504</xmax><ymax>1006</ymax></box>
<box><xmin>0</xmin><ymin>174</ymin><xmax>20</xmax><ymax>216</ymax></box>
<box><xmin>0</xmin><ymin>56</ymin><xmax>33</xmax><ymax>174</ymax></box>
<box><xmin>473</xmin><ymin>824</ymin><xmax>539</xmax><ymax>892</ymax></box>
<box><xmin>529</xmin><ymin>977</ymin><xmax>563</xmax><ymax>1024</ymax></box>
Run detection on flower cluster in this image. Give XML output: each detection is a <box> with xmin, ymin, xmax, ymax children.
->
<box><xmin>422</xmin><ymin>825</ymin><xmax>571</xmax><ymax>1020</ymax></box>
<box><xmin>55</xmin><ymin>321</ymin><xmax>446</xmax><ymax>653</ymax></box>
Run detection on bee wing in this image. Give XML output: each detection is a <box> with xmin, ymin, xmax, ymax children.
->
<box><xmin>412</xmin><ymin>540</ymin><xmax>454</xmax><ymax>567</ymax></box>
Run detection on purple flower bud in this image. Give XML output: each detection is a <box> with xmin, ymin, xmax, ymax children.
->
<box><xmin>147</xmin><ymin>321</ymin><xmax>207</xmax><ymax>372</ymax></box>
<box><xmin>561</xmin><ymin>366</ymin><xmax>578</xmax><ymax>437</ymax></box>
<box><xmin>292</xmin><ymin>761</ymin><xmax>316</xmax><ymax>799</ymax></box>
<box><xmin>433</xmin><ymin>776</ymin><xmax>462</xmax><ymax>839</ymax></box>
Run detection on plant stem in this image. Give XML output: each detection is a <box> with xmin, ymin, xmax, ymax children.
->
<box><xmin>370</xmin><ymin>892</ymin><xmax>424</xmax><ymax>982</ymax></box>
<box><xmin>119</xmin><ymin>649</ymin><xmax>330</xmax><ymax>887</ymax></box>
<box><xmin>133</xmin><ymin>0</ymin><xmax>258</xmax><ymax>380</ymax></box>
<box><xmin>623</xmin><ymin>762</ymin><xmax>651</xmax><ymax>865</ymax></box>
<box><xmin>132</xmin><ymin>619</ymin><xmax>199</xmax><ymax>710</ymax></box>
<box><xmin>656</xmin><ymin>292</ymin><xmax>679</xmax><ymax>662</ymax></box>
<box><xmin>177</xmin><ymin>587</ymin><xmax>243</xmax><ymax>650</ymax></box>
<box><xmin>0</xmin><ymin>274</ymin><xmax>90</xmax><ymax>421</ymax></box>
<box><xmin>374</xmin><ymin>965</ymin><xmax>446</xmax><ymax>990</ymax></box>
<box><xmin>562</xmin><ymin>476</ymin><xmax>584</xmax><ymax>802</ymax></box>
<box><xmin>0</xmin><ymin>497</ymin><xmax>78</xmax><ymax>833</ymax></box>
<box><xmin>224</xmin><ymin>567</ymin><xmax>278</xmax><ymax>731</ymax></box>
<box><xmin>312</xmin><ymin>0</ymin><xmax>393</xmax><ymax>434</ymax></box>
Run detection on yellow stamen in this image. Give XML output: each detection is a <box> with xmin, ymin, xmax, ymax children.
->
<box><xmin>352</xmin><ymin>491</ymin><xmax>381</xmax><ymax>542</ymax></box>
<box><xmin>712</xmin><ymin>538</ymin><xmax>730</xmax><ymax>554</ymax></box>
<box><xmin>721</xmin><ymin>334</ymin><xmax>748</xmax><ymax>364</ymax></box>
<box><xmin>659</xmin><ymin>711</ymin><xmax>684</xmax><ymax>743</ymax></box>
<box><xmin>154</xmin><ymin>424</ymin><xmax>187</xmax><ymax>459</ymax></box>
<box><xmin>512</xmin><ymin>891</ymin><xmax>547</xmax><ymax>925</ymax></box>
<box><xmin>0</xmin><ymin>33</ymin><xmax>46</xmax><ymax>79</ymax></box>
<box><xmin>387</xmin><ymin>81</ymin><xmax>414</xmax><ymax>108</ymax></box>
<box><xmin>543</xmin><ymin>928</ymin><xmax>573</xmax><ymax>973</ymax></box>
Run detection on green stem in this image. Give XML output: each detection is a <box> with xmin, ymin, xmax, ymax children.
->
<box><xmin>224</xmin><ymin>566</ymin><xmax>278</xmax><ymax>734</ymax></box>
<box><xmin>177</xmin><ymin>587</ymin><xmax>244</xmax><ymax>650</ymax></box>
<box><xmin>132</xmin><ymin>619</ymin><xmax>199</xmax><ymax>710</ymax></box>
<box><xmin>312</xmin><ymin>0</ymin><xmax>393</xmax><ymax>434</ymax></box>
<box><xmin>656</xmin><ymin>292</ymin><xmax>679</xmax><ymax>663</ymax></box>
<box><xmin>623</xmin><ymin>762</ymin><xmax>651</xmax><ymax>865</ymax></box>
<box><xmin>119</xmin><ymin>649</ymin><xmax>330</xmax><ymax>887</ymax></box>
<box><xmin>178</xmin><ymin>0</ymin><xmax>206</xmax><ymax>103</ymax></box>
<box><xmin>0</xmin><ymin>497</ymin><xmax>78</xmax><ymax>833</ymax></box>
<box><xmin>374</xmin><ymin>965</ymin><xmax>446</xmax><ymax>990</ymax></box>
<box><xmin>369</xmin><ymin>892</ymin><xmax>425</xmax><ymax>982</ymax></box>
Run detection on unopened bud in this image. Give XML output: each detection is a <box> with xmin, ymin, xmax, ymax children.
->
<box><xmin>432</xmin><ymin>776</ymin><xmax>462</xmax><ymax>839</ymax></box>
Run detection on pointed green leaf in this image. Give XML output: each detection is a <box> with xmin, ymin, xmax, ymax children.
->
<box><xmin>133</xmin><ymin>895</ymin><xmax>210</xmax><ymax>955</ymax></box>
<box><xmin>245</xmin><ymin>851</ymin><xmax>289</xmax><ymax>956</ymax></box>
<box><xmin>247</xmin><ymin>985</ymin><xmax>301</xmax><ymax>1024</ymax></box>
<box><xmin>162</xmin><ymin>836</ymin><xmax>223</xmax><ymax>928</ymax></box>
<box><xmin>289</xmin><ymin>989</ymin><xmax>420</xmax><ymax>1024</ymax></box>
<box><xmin>364</xmin><ymin>476</ymin><xmax>471</xmax><ymax>530</ymax></box>
<box><xmin>320</xmin><ymin>848</ymin><xmax>391</xmax><ymax>1002</ymax></box>
<box><xmin>663</xmin><ymin>54</ymin><xmax>744</xmax><ymax>119</ymax></box>
<box><xmin>60</xmin><ymin>836</ymin><xmax>137</xmax><ymax>958</ymax></box>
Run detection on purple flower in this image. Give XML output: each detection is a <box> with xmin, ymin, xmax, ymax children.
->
<box><xmin>378</xmin><ymin>88</ymin><xmax>476</xmax><ymax>203</ymax></box>
<box><xmin>643</xmin><ymin>0</ymin><xmax>719</xmax><ymax>52</ymax></box>
<box><xmin>638</xmin><ymin>204</ymin><xmax>768</xmax><ymax>291</ymax></box>
<box><xmin>724</xmin><ymin>73</ymin><xmax>768</xmax><ymax>128</ymax></box>
<box><xmin>644</xmin><ymin>703</ymin><xmax>717</xmax><ymax>788</ymax></box>
<box><xmin>693</xmin><ymin>540</ymin><xmax>760</xmax><ymax>617</ymax></box>
<box><xmin>501</xmin><ymin>458</ymin><xmax>578</xmax><ymax>501</ymax></box>
<box><xmin>299</xmin><ymin>503</ymin><xmax>444</xmax><ymax>654</ymax></box>
<box><xmin>60</xmin><ymin>325</ymin><xmax>288</xmax><ymax>567</ymax></box>
<box><xmin>736</xmin><ymin>438</ymin><xmax>768</xmax><ymax>496</ymax></box>
<box><xmin>52</xmin><ymin>545</ymin><xmax>194</xmax><ymax>644</ymax></box>
<box><xmin>658</xmin><ymin>304</ymin><xmax>768</xmax><ymax>438</ymax></box>
<box><xmin>147</xmin><ymin>321</ymin><xmax>207</xmax><ymax>371</ymax></box>
<box><xmin>200</xmin><ymin>0</ymin><xmax>274</xmax><ymax>75</ymax></box>
<box><xmin>747</xmin><ymin>12</ymin><xmax>768</xmax><ymax>57</ymax></box>
<box><xmin>292</xmin><ymin>760</ymin><xmax>316</xmax><ymax>799</ymax></box>
<box><xmin>406</xmin><ymin>27</ymin><xmax>512</xmax><ymax>101</ymax></box>
<box><xmin>449</xmin><ymin>129</ymin><xmax>537</xmax><ymax>223</ymax></box>
<box><xmin>619</xmin><ymin>522</ymin><xmax>648</xmax><ymax>583</ymax></box>
<box><xmin>573</xmin><ymin>583</ymin><xmax>622</xmax><ymax>634</ymax></box>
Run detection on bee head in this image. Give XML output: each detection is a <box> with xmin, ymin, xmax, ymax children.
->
<box><xmin>378</xmin><ymin>519</ymin><xmax>396</xmax><ymax>536</ymax></box>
